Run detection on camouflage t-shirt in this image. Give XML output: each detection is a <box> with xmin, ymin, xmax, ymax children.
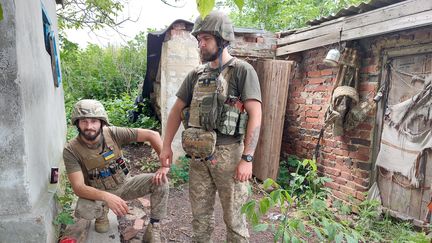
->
<box><xmin>63</xmin><ymin>126</ymin><xmax>138</xmax><ymax>174</ymax></box>
<box><xmin>176</xmin><ymin>58</ymin><xmax>262</xmax><ymax>145</ymax></box>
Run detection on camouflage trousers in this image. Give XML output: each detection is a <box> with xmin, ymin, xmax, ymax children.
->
<box><xmin>75</xmin><ymin>173</ymin><xmax>169</xmax><ymax>220</ymax></box>
<box><xmin>189</xmin><ymin>142</ymin><xmax>249</xmax><ymax>243</ymax></box>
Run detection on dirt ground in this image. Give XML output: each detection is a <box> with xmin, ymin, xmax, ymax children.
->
<box><xmin>118</xmin><ymin>143</ymin><xmax>274</xmax><ymax>242</ymax></box>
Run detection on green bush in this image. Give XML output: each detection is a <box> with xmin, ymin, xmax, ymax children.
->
<box><xmin>169</xmin><ymin>156</ymin><xmax>190</xmax><ymax>187</ymax></box>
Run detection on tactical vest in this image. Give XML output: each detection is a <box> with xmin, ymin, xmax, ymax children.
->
<box><xmin>69</xmin><ymin>127</ymin><xmax>127</xmax><ymax>190</ymax></box>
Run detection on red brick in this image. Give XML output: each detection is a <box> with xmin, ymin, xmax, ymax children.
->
<box><xmin>306</xmin><ymin>110</ymin><xmax>320</xmax><ymax>118</ymax></box>
<box><xmin>340</xmin><ymin>171</ymin><xmax>353</xmax><ymax>180</ymax></box>
<box><xmin>292</xmin><ymin>98</ymin><xmax>306</xmax><ymax>104</ymax></box>
<box><xmin>305</xmin><ymin>85</ymin><xmax>332</xmax><ymax>92</ymax></box>
<box><xmin>354</xmin><ymin>177</ymin><xmax>369</xmax><ymax>187</ymax></box>
<box><xmin>340</xmin><ymin>185</ymin><xmax>356</xmax><ymax>196</ymax></box>
<box><xmin>333</xmin><ymin>190</ymin><xmax>349</xmax><ymax>201</ymax></box>
<box><xmin>356</xmin><ymin>191</ymin><xmax>366</xmax><ymax>201</ymax></box>
<box><xmin>307</xmin><ymin>71</ymin><xmax>321</xmax><ymax>77</ymax></box>
<box><xmin>324</xmin><ymin>166</ymin><xmax>341</xmax><ymax>176</ymax></box>
<box><xmin>333</xmin><ymin>148</ymin><xmax>349</xmax><ymax>157</ymax></box>
<box><xmin>306</xmin><ymin>117</ymin><xmax>321</xmax><ymax>123</ymax></box>
<box><xmin>334</xmin><ymin>177</ymin><xmax>347</xmax><ymax>186</ymax></box>
<box><xmin>308</xmin><ymin>78</ymin><xmax>326</xmax><ymax>84</ymax></box>
<box><xmin>321</xmin><ymin>69</ymin><xmax>333</xmax><ymax>76</ymax></box>
<box><xmin>349</xmin><ymin>151</ymin><xmax>370</xmax><ymax>161</ymax></box>
<box><xmin>359</xmin><ymin>83</ymin><xmax>377</xmax><ymax>92</ymax></box>
<box><xmin>310</xmin><ymin>105</ymin><xmax>322</xmax><ymax>111</ymax></box>
<box><xmin>357</xmin><ymin>123</ymin><xmax>373</xmax><ymax>130</ymax></box>
<box><xmin>361</xmin><ymin>65</ymin><xmax>377</xmax><ymax>74</ymax></box>
<box><xmin>353</xmin><ymin>169</ymin><xmax>370</xmax><ymax>179</ymax></box>
<box><xmin>325</xmin><ymin>181</ymin><xmax>340</xmax><ymax>190</ymax></box>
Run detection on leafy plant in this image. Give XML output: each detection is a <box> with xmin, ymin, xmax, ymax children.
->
<box><xmin>169</xmin><ymin>156</ymin><xmax>190</xmax><ymax>187</ymax></box>
<box><xmin>140</xmin><ymin>160</ymin><xmax>160</xmax><ymax>173</ymax></box>
<box><xmin>54</xmin><ymin>172</ymin><xmax>76</xmax><ymax>232</ymax></box>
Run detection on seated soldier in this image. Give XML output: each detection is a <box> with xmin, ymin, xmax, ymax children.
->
<box><xmin>63</xmin><ymin>99</ymin><xmax>170</xmax><ymax>243</ymax></box>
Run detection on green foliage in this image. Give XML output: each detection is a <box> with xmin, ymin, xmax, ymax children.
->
<box><xmin>57</xmin><ymin>0</ymin><xmax>126</xmax><ymax>31</ymax></box>
<box><xmin>61</xmin><ymin>33</ymin><xmax>159</xmax><ymax>130</ymax></box>
<box><xmin>140</xmin><ymin>160</ymin><xmax>160</xmax><ymax>173</ymax></box>
<box><xmin>61</xmin><ymin>32</ymin><xmax>147</xmax><ymax>102</ymax></box>
<box><xmin>102</xmin><ymin>92</ymin><xmax>159</xmax><ymax>129</ymax></box>
<box><xmin>0</xmin><ymin>3</ymin><xmax>3</xmax><ymax>21</ymax></box>
<box><xmin>243</xmin><ymin>156</ymin><xmax>430</xmax><ymax>242</ymax></box>
<box><xmin>54</xmin><ymin>173</ymin><xmax>76</xmax><ymax>228</ymax></box>
<box><xmin>277</xmin><ymin>155</ymin><xmax>331</xmax><ymax>200</ymax></box>
<box><xmin>197</xmin><ymin>0</ymin><xmax>215</xmax><ymax>19</ymax></box>
<box><xmin>226</xmin><ymin>0</ymin><xmax>368</xmax><ymax>32</ymax></box>
<box><xmin>169</xmin><ymin>156</ymin><xmax>190</xmax><ymax>187</ymax></box>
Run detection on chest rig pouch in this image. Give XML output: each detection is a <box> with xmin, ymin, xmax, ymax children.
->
<box><xmin>182</xmin><ymin>58</ymin><xmax>247</xmax><ymax>158</ymax></box>
<box><xmin>71</xmin><ymin>127</ymin><xmax>128</xmax><ymax>191</ymax></box>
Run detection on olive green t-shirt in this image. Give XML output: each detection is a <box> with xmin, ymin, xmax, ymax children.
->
<box><xmin>63</xmin><ymin>126</ymin><xmax>138</xmax><ymax>174</ymax></box>
<box><xmin>176</xmin><ymin>58</ymin><xmax>262</xmax><ymax>145</ymax></box>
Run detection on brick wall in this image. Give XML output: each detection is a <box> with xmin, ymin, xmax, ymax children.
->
<box><xmin>280</xmin><ymin>26</ymin><xmax>432</xmax><ymax>202</ymax></box>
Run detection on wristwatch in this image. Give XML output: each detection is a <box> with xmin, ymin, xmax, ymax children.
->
<box><xmin>241</xmin><ymin>154</ymin><xmax>254</xmax><ymax>162</ymax></box>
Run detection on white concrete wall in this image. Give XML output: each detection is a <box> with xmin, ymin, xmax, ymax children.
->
<box><xmin>0</xmin><ymin>0</ymin><xmax>66</xmax><ymax>242</ymax></box>
<box><xmin>159</xmin><ymin>32</ymin><xmax>199</xmax><ymax>162</ymax></box>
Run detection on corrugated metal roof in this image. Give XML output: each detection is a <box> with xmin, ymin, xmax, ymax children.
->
<box><xmin>307</xmin><ymin>0</ymin><xmax>406</xmax><ymax>26</ymax></box>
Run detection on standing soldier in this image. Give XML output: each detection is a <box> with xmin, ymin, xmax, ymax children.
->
<box><xmin>159</xmin><ymin>11</ymin><xmax>262</xmax><ymax>243</ymax></box>
<box><xmin>63</xmin><ymin>99</ymin><xmax>169</xmax><ymax>243</ymax></box>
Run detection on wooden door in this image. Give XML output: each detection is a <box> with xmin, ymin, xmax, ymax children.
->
<box><xmin>250</xmin><ymin>60</ymin><xmax>293</xmax><ymax>181</ymax></box>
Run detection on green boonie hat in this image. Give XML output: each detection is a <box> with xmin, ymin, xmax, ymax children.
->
<box><xmin>71</xmin><ymin>99</ymin><xmax>110</xmax><ymax>125</ymax></box>
<box><xmin>191</xmin><ymin>10</ymin><xmax>235</xmax><ymax>42</ymax></box>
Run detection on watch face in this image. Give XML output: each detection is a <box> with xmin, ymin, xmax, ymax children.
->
<box><xmin>242</xmin><ymin>154</ymin><xmax>253</xmax><ymax>162</ymax></box>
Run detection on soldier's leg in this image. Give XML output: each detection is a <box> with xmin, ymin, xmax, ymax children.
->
<box><xmin>116</xmin><ymin>173</ymin><xmax>169</xmax><ymax>220</ymax></box>
<box><xmin>74</xmin><ymin>198</ymin><xmax>106</xmax><ymax>220</ymax></box>
<box><xmin>212</xmin><ymin>143</ymin><xmax>249</xmax><ymax>243</ymax></box>
<box><xmin>189</xmin><ymin>158</ymin><xmax>217</xmax><ymax>243</ymax></box>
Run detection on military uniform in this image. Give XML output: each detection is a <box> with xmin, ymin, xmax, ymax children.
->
<box><xmin>177</xmin><ymin>56</ymin><xmax>261</xmax><ymax>242</ymax></box>
<box><xmin>64</xmin><ymin>126</ymin><xmax>168</xmax><ymax>225</ymax></box>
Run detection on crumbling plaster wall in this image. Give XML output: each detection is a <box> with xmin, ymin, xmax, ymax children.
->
<box><xmin>0</xmin><ymin>0</ymin><xmax>66</xmax><ymax>242</ymax></box>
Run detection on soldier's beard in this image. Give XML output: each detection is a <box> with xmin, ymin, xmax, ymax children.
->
<box><xmin>79</xmin><ymin>127</ymin><xmax>102</xmax><ymax>141</ymax></box>
<box><xmin>200</xmin><ymin>48</ymin><xmax>218</xmax><ymax>62</ymax></box>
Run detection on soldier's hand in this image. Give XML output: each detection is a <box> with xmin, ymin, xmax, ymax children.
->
<box><xmin>234</xmin><ymin>160</ymin><xmax>252</xmax><ymax>182</ymax></box>
<box><xmin>159</xmin><ymin>147</ymin><xmax>173</xmax><ymax>167</ymax></box>
<box><xmin>152</xmin><ymin>167</ymin><xmax>170</xmax><ymax>185</ymax></box>
<box><xmin>102</xmin><ymin>192</ymin><xmax>129</xmax><ymax>216</ymax></box>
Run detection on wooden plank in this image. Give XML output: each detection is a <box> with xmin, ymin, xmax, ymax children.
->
<box><xmin>342</xmin><ymin>10</ymin><xmax>432</xmax><ymax>41</ymax></box>
<box><xmin>276</xmin><ymin>31</ymin><xmax>340</xmax><ymax>56</ymax></box>
<box><xmin>252</xmin><ymin>60</ymin><xmax>293</xmax><ymax>181</ymax></box>
<box><xmin>384</xmin><ymin>43</ymin><xmax>432</xmax><ymax>58</ymax></box>
<box><xmin>276</xmin><ymin>0</ymin><xmax>432</xmax><ymax>56</ymax></box>
<box><xmin>277</xmin><ymin>21</ymin><xmax>343</xmax><ymax>46</ymax></box>
<box><xmin>342</xmin><ymin>0</ymin><xmax>432</xmax><ymax>31</ymax></box>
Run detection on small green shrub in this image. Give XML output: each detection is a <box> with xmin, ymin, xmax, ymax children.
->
<box><xmin>54</xmin><ymin>173</ymin><xmax>76</xmax><ymax>231</ymax></box>
<box><xmin>169</xmin><ymin>156</ymin><xmax>190</xmax><ymax>187</ymax></box>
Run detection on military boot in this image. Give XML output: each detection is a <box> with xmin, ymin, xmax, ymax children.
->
<box><xmin>143</xmin><ymin>222</ymin><xmax>162</xmax><ymax>243</ymax></box>
<box><xmin>94</xmin><ymin>206</ymin><xmax>110</xmax><ymax>233</ymax></box>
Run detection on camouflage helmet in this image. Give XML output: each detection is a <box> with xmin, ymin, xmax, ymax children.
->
<box><xmin>191</xmin><ymin>10</ymin><xmax>235</xmax><ymax>42</ymax></box>
<box><xmin>71</xmin><ymin>99</ymin><xmax>110</xmax><ymax>125</ymax></box>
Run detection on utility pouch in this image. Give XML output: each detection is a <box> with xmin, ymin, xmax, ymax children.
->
<box><xmin>182</xmin><ymin>127</ymin><xmax>217</xmax><ymax>158</ymax></box>
<box><xmin>218</xmin><ymin>104</ymin><xmax>240</xmax><ymax>135</ymax></box>
<box><xmin>109</xmin><ymin>164</ymin><xmax>126</xmax><ymax>185</ymax></box>
<box><xmin>200</xmin><ymin>93</ymin><xmax>224</xmax><ymax>131</ymax></box>
<box><xmin>101</xmin><ymin>175</ymin><xmax>117</xmax><ymax>190</ymax></box>
<box><xmin>181</xmin><ymin>107</ymin><xmax>190</xmax><ymax>129</ymax></box>
<box><xmin>89</xmin><ymin>178</ymin><xmax>105</xmax><ymax>190</ymax></box>
<box><xmin>237</xmin><ymin>112</ymin><xmax>248</xmax><ymax>135</ymax></box>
